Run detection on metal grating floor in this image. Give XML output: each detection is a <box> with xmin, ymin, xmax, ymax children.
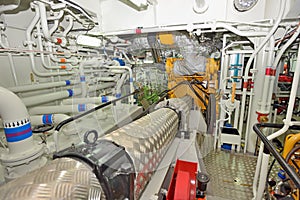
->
<box><xmin>203</xmin><ymin>150</ymin><xmax>257</xmax><ymax>200</ymax></box>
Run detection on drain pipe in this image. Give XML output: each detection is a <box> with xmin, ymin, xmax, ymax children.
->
<box><xmin>0</xmin><ymin>87</ymin><xmax>45</xmax><ymax>180</ymax></box>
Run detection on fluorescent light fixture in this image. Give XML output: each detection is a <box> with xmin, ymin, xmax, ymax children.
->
<box><xmin>118</xmin><ymin>0</ymin><xmax>148</xmax><ymax>11</ymax></box>
<box><xmin>234</xmin><ymin>0</ymin><xmax>258</xmax><ymax>12</ymax></box>
<box><xmin>76</xmin><ymin>35</ymin><xmax>102</xmax><ymax>47</ymax></box>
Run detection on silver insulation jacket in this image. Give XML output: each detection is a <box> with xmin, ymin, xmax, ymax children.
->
<box><xmin>155</xmin><ymin>95</ymin><xmax>193</xmax><ymax>131</ymax></box>
<box><xmin>0</xmin><ymin>107</ymin><xmax>179</xmax><ymax>200</ymax></box>
<box><xmin>102</xmin><ymin>107</ymin><xmax>179</xmax><ymax>199</ymax></box>
<box><xmin>0</xmin><ymin>157</ymin><xmax>105</xmax><ymax>200</ymax></box>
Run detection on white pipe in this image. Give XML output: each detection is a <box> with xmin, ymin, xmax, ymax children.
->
<box><xmin>253</xmin><ymin>42</ymin><xmax>300</xmax><ymax>199</ymax></box>
<box><xmin>38</xmin><ymin>2</ymin><xmax>50</xmax><ymax>40</ymax></box>
<box><xmin>8</xmin><ymin>80</ymin><xmax>78</xmax><ymax>93</ymax></box>
<box><xmin>29</xmin><ymin>104</ymin><xmax>96</xmax><ymax>115</ymax></box>
<box><xmin>255</xmin><ymin>152</ymin><xmax>270</xmax><ymax>200</ymax></box>
<box><xmin>27</xmin><ymin>3</ymin><xmax>74</xmax><ymax>77</ymax></box>
<box><xmin>79</xmin><ymin>62</ymin><xmax>87</xmax><ymax>97</ymax></box>
<box><xmin>193</xmin><ymin>0</ymin><xmax>209</xmax><ymax>14</ymax></box>
<box><xmin>62</xmin><ymin>96</ymin><xmax>116</xmax><ymax>105</ymax></box>
<box><xmin>0</xmin><ymin>0</ymin><xmax>20</xmax><ymax>13</ymax></box>
<box><xmin>252</xmin><ymin>142</ymin><xmax>264</xmax><ymax>198</ymax></box>
<box><xmin>49</xmin><ymin>19</ymin><xmax>59</xmax><ymax>36</ymax></box>
<box><xmin>267</xmin><ymin>42</ymin><xmax>300</xmax><ymax>140</ymax></box>
<box><xmin>30</xmin><ymin>114</ymin><xmax>70</xmax><ymax>125</ymax></box>
<box><xmin>47</xmin><ymin>10</ymin><xmax>64</xmax><ymax>21</ymax></box>
<box><xmin>0</xmin><ymin>87</ymin><xmax>34</xmax><ymax>155</ymax></box>
<box><xmin>62</xmin><ymin>15</ymin><xmax>73</xmax><ymax>37</ymax></box>
<box><xmin>22</xmin><ymin>88</ymin><xmax>81</xmax><ymax>107</ymax></box>
<box><xmin>259</xmin><ymin>37</ymin><xmax>275</xmax><ymax>115</ymax></box>
<box><xmin>105</xmin><ymin>21</ymin><xmax>268</xmax><ymax>37</ymax></box>
<box><xmin>273</xmin><ymin>25</ymin><xmax>300</xmax><ymax>68</ymax></box>
<box><xmin>0</xmin><ymin>31</ymin><xmax>19</xmax><ymax>85</ymax></box>
<box><xmin>116</xmin><ymin>73</ymin><xmax>127</xmax><ymax>94</ymax></box>
<box><xmin>106</xmin><ymin>65</ymin><xmax>134</xmax><ymax>104</ymax></box>
<box><xmin>242</xmin><ymin>0</ymin><xmax>285</xmax><ymax>153</ymax></box>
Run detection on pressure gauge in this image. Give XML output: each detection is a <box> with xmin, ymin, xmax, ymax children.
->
<box><xmin>234</xmin><ymin>0</ymin><xmax>258</xmax><ymax>12</ymax></box>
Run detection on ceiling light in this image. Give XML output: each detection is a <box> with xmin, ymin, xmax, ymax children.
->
<box><xmin>234</xmin><ymin>0</ymin><xmax>258</xmax><ymax>12</ymax></box>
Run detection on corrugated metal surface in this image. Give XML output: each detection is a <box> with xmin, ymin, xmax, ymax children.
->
<box><xmin>102</xmin><ymin>107</ymin><xmax>179</xmax><ymax>199</ymax></box>
<box><xmin>0</xmin><ymin>158</ymin><xmax>104</xmax><ymax>200</ymax></box>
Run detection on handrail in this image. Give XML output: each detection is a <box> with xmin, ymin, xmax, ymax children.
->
<box><xmin>253</xmin><ymin>123</ymin><xmax>300</xmax><ymax>188</ymax></box>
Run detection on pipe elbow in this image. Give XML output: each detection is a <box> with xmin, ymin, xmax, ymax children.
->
<box><xmin>0</xmin><ymin>87</ymin><xmax>29</xmax><ymax>122</ymax></box>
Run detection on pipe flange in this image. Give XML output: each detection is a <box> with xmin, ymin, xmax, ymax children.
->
<box><xmin>0</xmin><ymin>142</ymin><xmax>44</xmax><ymax>167</ymax></box>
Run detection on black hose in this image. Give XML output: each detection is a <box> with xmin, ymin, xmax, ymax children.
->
<box><xmin>159</xmin><ymin>80</ymin><xmax>208</xmax><ymax>108</ymax></box>
<box><xmin>55</xmin><ymin>90</ymin><xmax>140</xmax><ymax>132</ymax></box>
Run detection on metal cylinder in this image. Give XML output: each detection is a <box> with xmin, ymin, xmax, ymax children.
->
<box><xmin>0</xmin><ymin>107</ymin><xmax>179</xmax><ymax>200</ymax></box>
<box><xmin>102</xmin><ymin>107</ymin><xmax>179</xmax><ymax>198</ymax></box>
<box><xmin>0</xmin><ymin>157</ymin><xmax>105</xmax><ymax>200</ymax></box>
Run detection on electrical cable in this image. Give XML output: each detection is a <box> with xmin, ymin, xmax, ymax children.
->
<box><xmin>159</xmin><ymin>80</ymin><xmax>208</xmax><ymax>108</ymax></box>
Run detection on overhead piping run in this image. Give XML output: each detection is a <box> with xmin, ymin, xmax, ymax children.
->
<box><xmin>26</xmin><ymin>2</ymin><xmax>74</xmax><ymax>77</ymax></box>
<box><xmin>58</xmin><ymin>0</ymin><xmax>96</xmax><ymax>23</ymax></box>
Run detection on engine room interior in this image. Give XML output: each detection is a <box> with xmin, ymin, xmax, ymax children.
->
<box><xmin>0</xmin><ymin>0</ymin><xmax>300</xmax><ymax>199</ymax></box>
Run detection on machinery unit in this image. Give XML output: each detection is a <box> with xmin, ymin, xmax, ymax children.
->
<box><xmin>0</xmin><ymin>0</ymin><xmax>300</xmax><ymax>199</ymax></box>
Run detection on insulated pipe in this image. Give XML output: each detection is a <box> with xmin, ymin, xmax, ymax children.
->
<box><xmin>107</xmin><ymin>65</ymin><xmax>134</xmax><ymax>103</ymax></box>
<box><xmin>47</xmin><ymin>10</ymin><xmax>64</xmax><ymax>21</ymax></box>
<box><xmin>240</xmin><ymin>0</ymin><xmax>285</xmax><ymax>152</ymax></box>
<box><xmin>102</xmin><ymin>108</ymin><xmax>179</xmax><ymax>199</ymax></box>
<box><xmin>266</xmin><ymin>24</ymin><xmax>300</xmax><ymax>113</ymax></box>
<box><xmin>29</xmin><ymin>104</ymin><xmax>96</xmax><ymax>115</ymax></box>
<box><xmin>0</xmin><ymin>87</ymin><xmax>34</xmax><ymax>154</ymax></box>
<box><xmin>258</xmin><ymin>37</ymin><xmax>275</xmax><ymax>116</ymax></box>
<box><xmin>255</xmin><ymin>152</ymin><xmax>270</xmax><ymax>200</ymax></box>
<box><xmin>22</xmin><ymin>82</ymin><xmax>115</xmax><ymax>107</ymax></box>
<box><xmin>22</xmin><ymin>88</ymin><xmax>81</xmax><ymax>107</ymax></box>
<box><xmin>30</xmin><ymin>114</ymin><xmax>69</xmax><ymax>125</ymax></box>
<box><xmin>38</xmin><ymin>2</ymin><xmax>50</xmax><ymax>40</ymax></box>
<box><xmin>79</xmin><ymin>62</ymin><xmax>87</xmax><ymax>97</ymax></box>
<box><xmin>252</xmin><ymin>42</ymin><xmax>300</xmax><ymax>199</ymax></box>
<box><xmin>27</xmin><ymin>3</ymin><xmax>74</xmax><ymax>77</ymax></box>
<box><xmin>268</xmin><ymin>42</ymin><xmax>300</xmax><ymax>140</ymax></box>
<box><xmin>61</xmin><ymin>96</ymin><xmax>116</xmax><ymax>105</ymax></box>
<box><xmin>0</xmin><ymin>32</ymin><xmax>19</xmax><ymax>85</ymax></box>
<box><xmin>49</xmin><ymin>19</ymin><xmax>59</xmax><ymax>36</ymax></box>
<box><xmin>62</xmin><ymin>15</ymin><xmax>73</xmax><ymax>37</ymax></box>
<box><xmin>8</xmin><ymin>80</ymin><xmax>78</xmax><ymax>93</ymax></box>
